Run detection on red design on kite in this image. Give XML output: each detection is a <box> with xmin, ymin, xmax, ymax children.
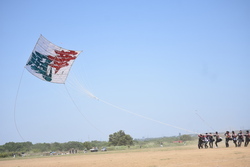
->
<box><xmin>48</xmin><ymin>50</ymin><xmax>78</xmax><ymax>74</ymax></box>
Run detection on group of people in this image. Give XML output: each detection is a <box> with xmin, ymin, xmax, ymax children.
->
<box><xmin>198</xmin><ymin>130</ymin><xmax>249</xmax><ymax>149</ymax></box>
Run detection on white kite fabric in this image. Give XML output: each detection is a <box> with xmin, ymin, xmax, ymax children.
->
<box><xmin>25</xmin><ymin>35</ymin><xmax>81</xmax><ymax>84</ymax></box>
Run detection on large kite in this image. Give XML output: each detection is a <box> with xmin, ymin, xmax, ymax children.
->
<box><xmin>25</xmin><ymin>35</ymin><xmax>81</xmax><ymax>84</ymax></box>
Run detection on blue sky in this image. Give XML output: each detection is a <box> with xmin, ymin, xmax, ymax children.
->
<box><xmin>1</xmin><ymin>0</ymin><xmax>249</xmax><ymax>145</ymax></box>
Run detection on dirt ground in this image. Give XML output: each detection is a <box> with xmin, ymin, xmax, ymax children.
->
<box><xmin>1</xmin><ymin>145</ymin><xmax>249</xmax><ymax>167</ymax></box>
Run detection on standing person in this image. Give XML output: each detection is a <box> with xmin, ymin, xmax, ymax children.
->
<box><xmin>237</xmin><ymin>130</ymin><xmax>244</xmax><ymax>147</ymax></box>
<box><xmin>198</xmin><ymin>134</ymin><xmax>204</xmax><ymax>149</ymax></box>
<box><xmin>244</xmin><ymin>130</ymin><xmax>250</xmax><ymax>147</ymax></box>
<box><xmin>224</xmin><ymin>131</ymin><xmax>231</xmax><ymax>147</ymax></box>
<box><xmin>214</xmin><ymin>132</ymin><xmax>222</xmax><ymax>148</ymax></box>
<box><xmin>232</xmin><ymin>131</ymin><xmax>237</xmax><ymax>147</ymax></box>
<box><xmin>208</xmin><ymin>133</ymin><xmax>214</xmax><ymax>148</ymax></box>
<box><xmin>204</xmin><ymin>133</ymin><xmax>209</xmax><ymax>148</ymax></box>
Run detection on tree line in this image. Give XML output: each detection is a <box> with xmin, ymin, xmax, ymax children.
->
<box><xmin>0</xmin><ymin>130</ymin><xmax>133</xmax><ymax>156</ymax></box>
<box><xmin>0</xmin><ymin>130</ymin><xmax>195</xmax><ymax>158</ymax></box>
<box><xmin>0</xmin><ymin>141</ymin><xmax>109</xmax><ymax>157</ymax></box>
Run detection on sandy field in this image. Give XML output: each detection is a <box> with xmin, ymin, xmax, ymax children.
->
<box><xmin>1</xmin><ymin>145</ymin><xmax>249</xmax><ymax>167</ymax></box>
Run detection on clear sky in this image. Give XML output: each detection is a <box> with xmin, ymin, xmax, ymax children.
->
<box><xmin>0</xmin><ymin>0</ymin><xmax>249</xmax><ymax>145</ymax></box>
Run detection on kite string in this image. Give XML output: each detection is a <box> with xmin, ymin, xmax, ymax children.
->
<box><xmin>67</xmin><ymin>73</ymin><xmax>98</xmax><ymax>99</ymax></box>
<box><xmin>63</xmin><ymin>84</ymin><xmax>106</xmax><ymax>136</ymax></box>
<box><xmin>98</xmin><ymin>98</ymin><xmax>198</xmax><ymax>134</ymax></box>
<box><xmin>68</xmin><ymin>75</ymin><xmax>198</xmax><ymax>134</ymax></box>
<box><xmin>195</xmin><ymin>112</ymin><xmax>215</xmax><ymax>132</ymax></box>
<box><xmin>14</xmin><ymin>68</ymin><xmax>26</xmax><ymax>142</ymax></box>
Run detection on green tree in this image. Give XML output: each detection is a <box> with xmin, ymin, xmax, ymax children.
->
<box><xmin>82</xmin><ymin>142</ymin><xmax>92</xmax><ymax>150</ymax></box>
<box><xmin>63</xmin><ymin>141</ymin><xmax>84</xmax><ymax>151</ymax></box>
<box><xmin>109</xmin><ymin>130</ymin><xmax>133</xmax><ymax>146</ymax></box>
<box><xmin>21</xmin><ymin>142</ymin><xmax>33</xmax><ymax>152</ymax></box>
<box><xmin>51</xmin><ymin>142</ymin><xmax>63</xmax><ymax>151</ymax></box>
<box><xmin>180</xmin><ymin>135</ymin><xmax>192</xmax><ymax>141</ymax></box>
<box><xmin>2</xmin><ymin>142</ymin><xmax>33</xmax><ymax>152</ymax></box>
<box><xmin>33</xmin><ymin>143</ymin><xmax>51</xmax><ymax>152</ymax></box>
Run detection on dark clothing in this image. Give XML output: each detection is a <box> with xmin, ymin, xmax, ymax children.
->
<box><xmin>232</xmin><ymin>133</ymin><xmax>237</xmax><ymax>147</ymax></box>
<box><xmin>198</xmin><ymin>135</ymin><xmax>208</xmax><ymax>149</ymax></box>
<box><xmin>208</xmin><ymin>134</ymin><xmax>214</xmax><ymax>148</ymax></box>
<box><xmin>214</xmin><ymin>134</ymin><xmax>222</xmax><ymax>147</ymax></box>
<box><xmin>244</xmin><ymin>133</ymin><xmax>250</xmax><ymax>147</ymax></box>
<box><xmin>224</xmin><ymin>133</ymin><xmax>232</xmax><ymax>147</ymax></box>
<box><xmin>237</xmin><ymin>132</ymin><xmax>244</xmax><ymax>147</ymax></box>
<box><xmin>198</xmin><ymin>135</ymin><xmax>204</xmax><ymax>149</ymax></box>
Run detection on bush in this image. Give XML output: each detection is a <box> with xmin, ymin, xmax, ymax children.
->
<box><xmin>180</xmin><ymin>135</ymin><xmax>192</xmax><ymax>141</ymax></box>
<box><xmin>109</xmin><ymin>130</ymin><xmax>133</xmax><ymax>146</ymax></box>
<box><xmin>0</xmin><ymin>152</ymin><xmax>17</xmax><ymax>158</ymax></box>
